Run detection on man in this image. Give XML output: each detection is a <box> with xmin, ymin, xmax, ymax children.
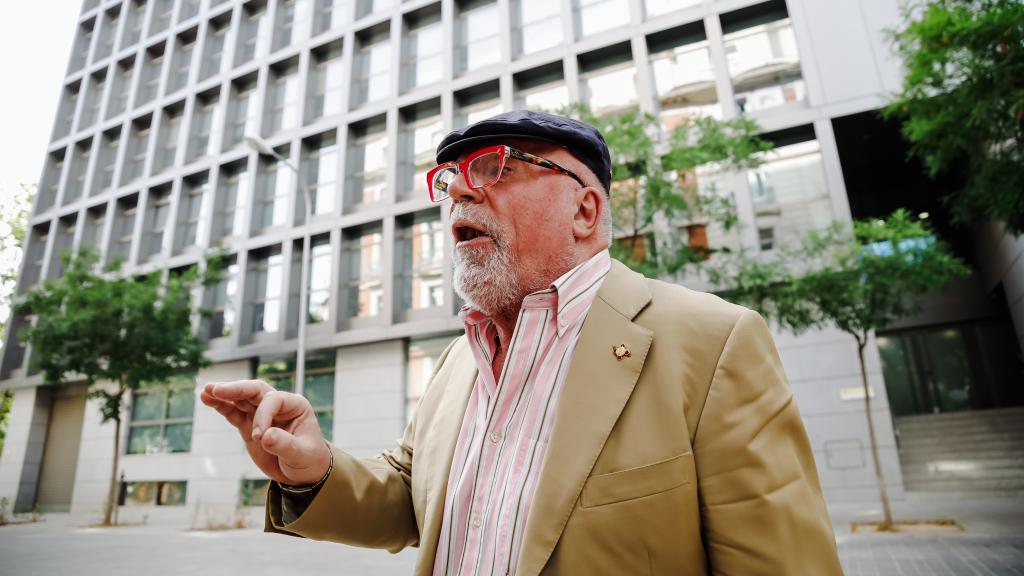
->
<box><xmin>202</xmin><ymin>111</ymin><xmax>843</xmax><ymax>575</ymax></box>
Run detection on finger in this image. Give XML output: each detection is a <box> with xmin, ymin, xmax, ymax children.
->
<box><xmin>202</xmin><ymin>393</ymin><xmax>249</xmax><ymax>430</ymax></box>
<box><xmin>251</xmin><ymin>391</ymin><xmax>308</xmax><ymax>441</ymax></box>
<box><xmin>207</xmin><ymin>380</ymin><xmax>274</xmax><ymax>403</ymax></box>
<box><xmin>260</xmin><ymin>427</ymin><xmax>304</xmax><ymax>461</ymax></box>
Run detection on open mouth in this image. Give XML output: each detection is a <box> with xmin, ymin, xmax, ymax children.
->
<box><xmin>453</xmin><ymin>221</ymin><xmax>494</xmax><ymax>246</ymax></box>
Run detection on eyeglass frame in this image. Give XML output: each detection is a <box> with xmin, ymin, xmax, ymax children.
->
<box><xmin>425</xmin><ymin>144</ymin><xmax>586</xmax><ymax>202</ymax></box>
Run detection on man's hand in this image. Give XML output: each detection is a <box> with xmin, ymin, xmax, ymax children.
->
<box><xmin>200</xmin><ymin>380</ymin><xmax>331</xmax><ymax>487</ymax></box>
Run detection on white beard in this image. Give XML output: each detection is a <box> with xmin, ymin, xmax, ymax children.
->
<box><xmin>451</xmin><ymin>206</ymin><xmax>523</xmax><ymax>316</ymax></box>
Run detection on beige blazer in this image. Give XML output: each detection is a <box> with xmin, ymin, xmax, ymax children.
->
<box><xmin>267</xmin><ymin>260</ymin><xmax>843</xmax><ymax>575</ymax></box>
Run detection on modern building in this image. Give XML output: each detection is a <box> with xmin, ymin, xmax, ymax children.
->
<box><xmin>2</xmin><ymin>0</ymin><xmax>1022</xmax><ymax>526</ymax></box>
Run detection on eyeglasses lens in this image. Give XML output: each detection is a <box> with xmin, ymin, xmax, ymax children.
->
<box><xmin>467</xmin><ymin>152</ymin><xmax>502</xmax><ymax>188</ymax></box>
<box><xmin>431</xmin><ymin>167</ymin><xmax>458</xmax><ymax>201</ymax></box>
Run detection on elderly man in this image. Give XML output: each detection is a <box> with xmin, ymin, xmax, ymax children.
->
<box><xmin>202</xmin><ymin>111</ymin><xmax>843</xmax><ymax>575</ymax></box>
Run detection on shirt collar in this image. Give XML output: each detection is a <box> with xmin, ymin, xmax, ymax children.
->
<box><xmin>459</xmin><ymin>250</ymin><xmax>611</xmax><ymax>337</ymax></box>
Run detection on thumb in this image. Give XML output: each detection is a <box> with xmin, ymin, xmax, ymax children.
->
<box><xmin>260</xmin><ymin>427</ymin><xmax>302</xmax><ymax>461</ymax></box>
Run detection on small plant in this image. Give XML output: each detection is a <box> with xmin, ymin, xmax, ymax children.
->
<box><xmin>0</xmin><ymin>497</ymin><xmax>9</xmax><ymax>525</ymax></box>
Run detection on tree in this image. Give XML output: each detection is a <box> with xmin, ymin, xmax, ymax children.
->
<box><xmin>15</xmin><ymin>250</ymin><xmax>220</xmax><ymax>525</ymax></box>
<box><xmin>885</xmin><ymin>0</ymin><xmax>1024</xmax><ymax>232</ymax></box>
<box><xmin>563</xmin><ymin>104</ymin><xmax>772</xmax><ymax>278</ymax></box>
<box><xmin>0</xmin><ymin>184</ymin><xmax>35</xmax><ymax>458</ymax></box>
<box><xmin>711</xmin><ymin>210</ymin><xmax>970</xmax><ymax>527</ymax></box>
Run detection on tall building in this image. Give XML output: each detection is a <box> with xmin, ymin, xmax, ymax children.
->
<box><xmin>2</xmin><ymin>0</ymin><xmax>1022</xmax><ymax>526</ymax></box>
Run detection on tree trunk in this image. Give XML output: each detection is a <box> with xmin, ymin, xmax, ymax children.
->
<box><xmin>856</xmin><ymin>335</ymin><xmax>894</xmax><ymax>528</ymax></box>
<box><xmin>102</xmin><ymin>390</ymin><xmax>124</xmax><ymax>526</ymax></box>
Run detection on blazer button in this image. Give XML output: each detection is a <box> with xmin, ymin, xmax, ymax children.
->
<box><xmin>489</xmin><ymin>431</ymin><xmax>502</xmax><ymax>443</ymax></box>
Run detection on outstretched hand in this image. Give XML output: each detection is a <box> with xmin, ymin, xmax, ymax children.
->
<box><xmin>201</xmin><ymin>380</ymin><xmax>331</xmax><ymax>486</ymax></box>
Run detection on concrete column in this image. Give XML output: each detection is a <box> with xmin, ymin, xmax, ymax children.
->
<box><xmin>333</xmin><ymin>340</ymin><xmax>405</xmax><ymax>458</ymax></box>
<box><xmin>0</xmin><ymin>386</ymin><xmax>51</xmax><ymax>513</ymax></box>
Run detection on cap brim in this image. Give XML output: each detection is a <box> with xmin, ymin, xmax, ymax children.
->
<box><xmin>435</xmin><ymin>133</ymin><xmax>562</xmax><ymax>164</ymax></box>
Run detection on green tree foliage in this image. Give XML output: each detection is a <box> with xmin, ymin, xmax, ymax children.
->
<box><xmin>563</xmin><ymin>104</ymin><xmax>772</xmax><ymax>277</ymax></box>
<box><xmin>885</xmin><ymin>0</ymin><xmax>1024</xmax><ymax>231</ymax></box>
<box><xmin>15</xmin><ymin>250</ymin><xmax>221</xmax><ymax>525</ymax></box>
<box><xmin>713</xmin><ymin>210</ymin><xmax>970</xmax><ymax>526</ymax></box>
<box><xmin>0</xmin><ymin>183</ymin><xmax>35</xmax><ymax>459</ymax></box>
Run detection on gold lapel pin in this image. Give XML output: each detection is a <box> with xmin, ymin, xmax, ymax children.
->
<box><xmin>612</xmin><ymin>343</ymin><xmax>631</xmax><ymax>361</ymax></box>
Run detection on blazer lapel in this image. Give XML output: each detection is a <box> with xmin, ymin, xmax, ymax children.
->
<box><xmin>414</xmin><ymin>342</ymin><xmax>479</xmax><ymax>576</ymax></box>
<box><xmin>515</xmin><ymin>261</ymin><xmax>653</xmax><ymax>576</ymax></box>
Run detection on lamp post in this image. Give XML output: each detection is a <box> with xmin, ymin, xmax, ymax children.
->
<box><xmin>245</xmin><ymin>135</ymin><xmax>312</xmax><ymax>394</ymax></box>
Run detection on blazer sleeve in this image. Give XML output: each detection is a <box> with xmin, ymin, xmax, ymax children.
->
<box><xmin>692</xmin><ymin>309</ymin><xmax>843</xmax><ymax>575</ymax></box>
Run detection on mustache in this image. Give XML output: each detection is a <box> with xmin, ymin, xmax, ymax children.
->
<box><xmin>450</xmin><ymin>204</ymin><xmax>503</xmax><ymax>243</ymax></box>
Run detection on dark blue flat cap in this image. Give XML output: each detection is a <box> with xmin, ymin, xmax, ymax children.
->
<box><xmin>435</xmin><ymin>110</ymin><xmax>612</xmax><ymax>193</ymax></box>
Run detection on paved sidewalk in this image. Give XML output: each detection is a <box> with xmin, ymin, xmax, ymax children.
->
<box><xmin>0</xmin><ymin>493</ymin><xmax>1021</xmax><ymax>575</ymax></box>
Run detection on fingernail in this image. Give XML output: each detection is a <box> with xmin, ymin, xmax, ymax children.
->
<box><xmin>252</xmin><ymin>426</ymin><xmax>261</xmax><ymax>440</ymax></box>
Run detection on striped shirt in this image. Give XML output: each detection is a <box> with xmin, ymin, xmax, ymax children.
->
<box><xmin>433</xmin><ymin>250</ymin><xmax>612</xmax><ymax>576</ymax></box>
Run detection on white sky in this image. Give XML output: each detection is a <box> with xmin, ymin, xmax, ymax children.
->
<box><xmin>0</xmin><ymin>1</ymin><xmax>82</xmax><ymax>201</ymax></box>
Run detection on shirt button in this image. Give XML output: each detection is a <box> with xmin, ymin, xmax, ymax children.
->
<box><xmin>489</xmin><ymin>431</ymin><xmax>502</xmax><ymax>443</ymax></box>
<box><xmin>471</xmin><ymin>515</ymin><xmax>482</xmax><ymax>528</ymax></box>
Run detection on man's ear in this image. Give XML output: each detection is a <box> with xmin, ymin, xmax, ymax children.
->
<box><xmin>572</xmin><ymin>186</ymin><xmax>603</xmax><ymax>240</ymax></box>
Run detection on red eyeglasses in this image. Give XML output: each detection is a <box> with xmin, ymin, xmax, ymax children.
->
<box><xmin>425</xmin><ymin>145</ymin><xmax>585</xmax><ymax>202</ymax></box>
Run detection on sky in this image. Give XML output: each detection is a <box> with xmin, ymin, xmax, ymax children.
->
<box><xmin>0</xmin><ymin>1</ymin><xmax>82</xmax><ymax>200</ymax></box>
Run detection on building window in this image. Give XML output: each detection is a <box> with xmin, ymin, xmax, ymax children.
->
<box><xmin>127</xmin><ymin>381</ymin><xmax>195</xmax><ymax>454</ymax></box>
<box><xmin>178</xmin><ymin>0</ymin><xmax>201</xmax><ymax>22</ymax></box>
<box><xmin>645</xmin><ymin>0</ymin><xmax>700</xmax><ymax>18</ymax></box>
<box><xmin>200</xmin><ymin>15</ymin><xmax>230</xmax><ymax>81</ymax></box>
<box><xmin>253</xmin><ymin>148</ymin><xmax>293</xmax><ymax>233</ymax></box>
<box><xmin>79</xmin><ymin>70</ymin><xmax>106</xmax><ymax>129</ymax></box>
<box><xmin>396</xmin><ymin>211</ymin><xmax>444</xmax><ymax>315</ymax></box>
<box><xmin>455</xmin><ymin>81</ymin><xmax>502</xmax><ymax>128</ymax></box>
<box><xmin>224</xmin><ymin>74</ymin><xmax>259</xmax><ymax>151</ymax></box>
<box><xmin>513</xmin><ymin>0</ymin><xmax>562</xmax><ymax>56</ymax></box>
<box><xmin>121</xmin><ymin>0</ymin><xmax>146</xmax><ymax>49</ymax></box>
<box><xmin>124</xmin><ymin>481</ymin><xmax>188</xmax><ymax>506</ymax></box>
<box><xmin>306</xmin><ymin>41</ymin><xmax>345</xmax><ymax>122</ymax></box>
<box><xmin>94</xmin><ymin>7</ymin><xmax>119</xmax><ymax>61</ymax></box>
<box><xmin>289</xmin><ymin>235</ymin><xmax>332</xmax><ymax>328</ymax></box>
<box><xmin>80</xmin><ymin>205</ymin><xmax>107</xmax><ymax>254</ymax></box>
<box><xmin>92</xmin><ymin>128</ymin><xmax>121</xmax><ymax>197</ymax></box>
<box><xmin>187</xmin><ymin>90</ymin><xmax>219</xmax><ymax>163</ymax></box>
<box><xmin>314</xmin><ymin>0</ymin><xmax>350</xmax><ymax>36</ymax></box>
<box><xmin>401</xmin><ymin>6</ymin><xmax>443</xmax><ymax>92</ymax></box>
<box><xmin>236</xmin><ymin>0</ymin><xmax>271</xmax><ymax>65</ymax></box>
<box><xmin>53</xmin><ymin>82</ymin><xmax>80</xmax><ymax>140</ymax></box>
<box><xmin>346</xmin><ymin>117</ymin><xmax>388</xmax><ymax>207</ymax></box>
<box><xmin>136</xmin><ymin>43</ymin><xmax>166</xmax><ymax>107</ymax></box>
<box><xmin>274</xmin><ymin>0</ymin><xmax>314</xmax><ymax>51</ymax></box>
<box><xmin>264</xmin><ymin>58</ymin><xmax>302</xmax><ymax>135</ymax></box>
<box><xmin>398</xmin><ymin>101</ymin><xmax>443</xmax><ymax>201</ymax></box>
<box><xmin>578</xmin><ymin>43</ymin><xmax>638</xmax><ymax>115</ymax></box>
<box><xmin>106</xmin><ymin>57</ymin><xmax>135</xmax><ymax>120</ymax></box>
<box><xmin>142</xmin><ymin>185</ymin><xmax>171</xmax><ymax>260</ymax></box>
<box><xmin>749</xmin><ymin>127</ymin><xmax>832</xmax><ymax>250</ymax></box>
<box><xmin>19</xmin><ymin>225</ymin><xmax>49</xmax><ymax>292</ymax></box>
<box><xmin>721</xmin><ymin>0</ymin><xmax>807</xmax><ymax>114</ymax></box>
<box><xmin>648</xmin><ymin>22</ymin><xmax>720</xmax><ymax>130</ymax></box>
<box><xmin>302</xmin><ymin>132</ymin><xmax>339</xmax><ymax>216</ymax></box>
<box><xmin>205</xmin><ymin>257</ymin><xmax>239</xmax><ymax>339</ymax></box>
<box><xmin>239</xmin><ymin>479</ymin><xmax>270</xmax><ymax>507</ymax></box>
<box><xmin>149</xmin><ymin>0</ymin><xmax>175</xmax><ymax>36</ymax></box>
<box><xmin>212</xmin><ymin>161</ymin><xmax>249</xmax><ymax>241</ymax></box>
<box><xmin>341</xmin><ymin>223</ymin><xmax>384</xmax><ymax>320</ymax></box>
<box><xmin>351</xmin><ymin>25</ymin><xmax>391</xmax><ymax>107</ymax></box>
<box><xmin>48</xmin><ymin>217</ymin><xmax>77</xmax><ymax>280</ymax></box>
<box><xmin>167</xmin><ymin>29</ymin><xmax>197</xmax><ymax>94</ymax></box>
<box><xmin>154</xmin><ymin>103</ymin><xmax>184</xmax><ymax>174</ymax></box>
<box><xmin>121</xmin><ymin>115</ymin><xmax>152</xmax><ymax>186</ymax></box>
<box><xmin>256</xmin><ymin>354</ymin><xmax>296</xmax><ymax>391</ymax></box>
<box><xmin>405</xmin><ymin>336</ymin><xmax>452</xmax><ymax>425</ymax></box>
<box><xmin>175</xmin><ymin>173</ymin><xmax>209</xmax><ymax>253</ymax></box>
<box><xmin>247</xmin><ymin>247</ymin><xmax>284</xmax><ymax>334</ymax></box>
<box><xmin>68</xmin><ymin>19</ymin><xmax>94</xmax><ymax>73</ymax></box>
<box><xmin>356</xmin><ymin>0</ymin><xmax>395</xmax><ymax>19</ymax></box>
<box><xmin>574</xmin><ymin>0</ymin><xmax>629</xmax><ymax>38</ymax></box>
<box><xmin>63</xmin><ymin>138</ymin><xmax>93</xmax><ymax>206</ymax></box>
<box><xmin>456</xmin><ymin>0</ymin><xmax>500</xmax><ymax>75</ymax></box>
<box><xmin>37</xmin><ymin>149</ymin><xmax>65</xmax><ymax>212</ymax></box>
<box><xmin>513</xmin><ymin>62</ymin><xmax>569</xmax><ymax>112</ymax></box>
<box><xmin>108</xmin><ymin>195</ymin><xmax>138</xmax><ymax>265</ymax></box>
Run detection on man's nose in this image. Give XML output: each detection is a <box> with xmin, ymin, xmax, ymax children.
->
<box><xmin>447</xmin><ymin>172</ymin><xmax>484</xmax><ymax>204</ymax></box>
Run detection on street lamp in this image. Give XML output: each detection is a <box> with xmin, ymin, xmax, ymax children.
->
<box><xmin>245</xmin><ymin>135</ymin><xmax>313</xmax><ymax>394</ymax></box>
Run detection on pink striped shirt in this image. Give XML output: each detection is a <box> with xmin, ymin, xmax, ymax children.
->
<box><xmin>433</xmin><ymin>251</ymin><xmax>611</xmax><ymax>576</ymax></box>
